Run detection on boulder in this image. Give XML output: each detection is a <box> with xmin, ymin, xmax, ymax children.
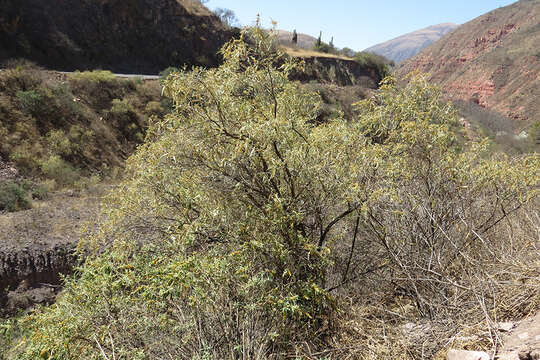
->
<box><xmin>447</xmin><ymin>349</ymin><xmax>489</xmax><ymax>360</ymax></box>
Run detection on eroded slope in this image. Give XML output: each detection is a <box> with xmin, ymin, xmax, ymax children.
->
<box><xmin>398</xmin><ymin>0</ymin><xmax>540</xmax><ymax>129</ymax></box>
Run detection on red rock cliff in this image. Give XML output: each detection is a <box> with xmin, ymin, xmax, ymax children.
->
<box><xmin>397</xmin><ymin>0</ymin><xmax>540</xmax><ymax>128</ymax></box>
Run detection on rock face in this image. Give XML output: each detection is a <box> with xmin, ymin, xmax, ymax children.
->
<box><xmin>0</xmin><ymin>243</ymin><xmax>75</xmax><ymax>294</ymax></box>
<box><xmin>365</xmin><ymin>23</ymin><xmax>458</xmax><ymax>63</ymax></box>
<box><xmin>397</xmin><ymin>0</ymin><xmax>540</xmax><ymax>128</ymax></box>
<box><xmin>290</xmin><ymin>56</ymin><xmax>383</xmax><ymax>88</ymax></box>
<box><xmin>0</xmin><ymin>0</ymin><xmax>236</xmax><ymax>73</ymax></box>
<box><xmin>0</xmin><ymin>189</ymin><xmax>105</xmax><ymax>315</ymax></box>
<box><xmin>0</xmin><ymin>245</ymin><xmax>74</xmax><ymax>315</ymax></box>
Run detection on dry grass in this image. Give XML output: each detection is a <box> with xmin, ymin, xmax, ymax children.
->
<box><xmin>282</xmin><ymin>46</ymin><xmax>353</xmax><ymax>60</ymax></box>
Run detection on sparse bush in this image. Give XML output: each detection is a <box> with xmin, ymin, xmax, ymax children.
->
<box><xmin>453</xmin><ymin>99</ymin><xmax>530</xmax><ymax>153</ymax></box>
<box><xmin>214</xmin><ymin>7</ymin><xmax>239</xmax><ymax>27</ymax></box>
<box><xmin>135</xmin><ymin>81</ymin><xmax>162</xmax><ymax>103</ymax></box>
<box><xmin>10</xmin><ymin>140</ymin><xmax>44</xmax><ymax>173</ymax></box>
<box><xmin>30</xmin><ymin>182</ymin><xmax>50</xmax><ymax>200</ymax></box>
<box><xmin>0</xmin><ymin>67</ymin><xmax>41</xmax><ymax>95</ymax></box>
<box><xmin>1</xmin><ymin>58</ymin><xmax>40</xmax><ymax>70</ymax></box>
<box><xmin>73</xmin><ymin>174</ymin><xmax>101</xmax><ymax>191</ymax></box>
<box><xmin>16</xmin><ymin>90</ymin><xmax>43</xmax><ymax>116</ymax></box>
<box><xmin>67</xmin><ymin>125</ymin><xmax>94</xmax><ymax>153</ymax></box>
<box><xmin>339</xmin><ymin>47</ymin><xmax>355</xmax><ymax>58</ymax></box>
<box><xmin>40</xmin><ymin>155</ymin><xmax>80</xmax><ymax>186</ymax></box>
<box><xmin>0</xmin><ymin>181</ymin><xmax>32</xmax><ymax>212</ymax></box>
<box><xmin>528</xmin><ymin>121</ymin><xmax>540</xmax><ymax>150</ymax></box>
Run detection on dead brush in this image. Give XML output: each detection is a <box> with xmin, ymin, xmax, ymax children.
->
<box><xmin>320</xmin><ymin>199</ymin><xmax>540</xmax><ymax>360</ymax></box>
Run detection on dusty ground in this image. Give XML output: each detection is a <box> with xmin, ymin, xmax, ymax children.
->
<box><xmin>497</xmin><ymin>313</ymin><xmax>540</xmax><ymax>360</ymax></box>
<box><xmin>0</xmin><ymin>185</ymin><xmax>108</xmax><ymax>314</ymax></box>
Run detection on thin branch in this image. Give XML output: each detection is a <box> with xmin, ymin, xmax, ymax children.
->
<box><xmin>318</xmin><ymin>205</ymin><xmax>358</xmax><ymax>249</ymax></box>
<box><xmin>272</xmin><ymin>141</ymin><xmax>295</xmax><ymax>199</ymax></box>
<box><xmin>94</xmin><ymin>336</ymin><xmax>111</xmax><ymax>360</ymax></box>
<box><xmin>343</xmin><ymin>215</ymin><xmax>360</xmax><ymax>284</ymax></box>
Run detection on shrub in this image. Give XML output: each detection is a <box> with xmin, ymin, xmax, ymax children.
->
<box><xmin>68</xmin><ymin>71</ymin><xmax>129</xmax><ymax>111</ymax></box>
<box><xmin>313</xmin><ymin>41</ymin><xmax>333</xmax><ymax>54</ymax></box>
<box><xmin>46</xmin><ymin>129</ymin><xmax>73</xmax><ymax>156</ymax></box>
<box><xmin>0</xmin><ymin>181</ymin><xmax>31</xmax><ymax>212</ymax></box>
<box><xmin>16</xmin><ymin>90</ymin><xmax>43</xmax><ymax>115</ymax></box>
<box><xmin>354</xmin><ymin>51</ymin><xmax>391</xmax><ymax>78</ymax></box>
<box><xmin>110</xmin><ymin>98</ymin><xmax>133</xmax><ymax>115</ymax></box>
<box><xmin>9</xmin><ymin>28</ymin><xmax>539</xmax><ymax>360</ymax></box>
<box><xmin>67</xmin><ymin>125</ymin><xmax>94</xmax><ymax>153</ymax></box>
<box><xmin>40</xmin><ymin>155</ymin><xmax>80</xmax><ymax>186</ymax></box>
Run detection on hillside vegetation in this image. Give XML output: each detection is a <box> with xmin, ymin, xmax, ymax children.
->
<box><xmin>0</xmin><ymin>62</ymin><xmax>166</xmax><ymax>211</ymax></box>
<box><xmin>3</xmin><ymin>27</ymin><xmax>539</xmax><ymax>360</ymax></box>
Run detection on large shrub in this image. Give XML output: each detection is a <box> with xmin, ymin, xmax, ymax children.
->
<box><xmin>8</xmin><ymin>29</ymin><xmax>539</xmax><ymax>360</ymax></box>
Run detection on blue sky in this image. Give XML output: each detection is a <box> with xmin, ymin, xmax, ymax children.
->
<box><xmin>205</xmin><ymin>0</ymin><xmax>518</xmax><ymax>50</ymax></box>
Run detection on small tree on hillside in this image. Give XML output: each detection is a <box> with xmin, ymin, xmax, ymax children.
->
<box><xmin>214</xmin><ymin>7</ymin><xmax>239</xmax><ymax>27</ymax></box>
<box><xmin>292</xmin><ymin>29</ymin><xmax>298</xmax><ymax>45</ymax></box>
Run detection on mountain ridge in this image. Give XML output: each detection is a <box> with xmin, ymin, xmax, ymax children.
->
<box><xmin>365</xmin><ymin>23</ymin><xmax>459</xmax><ymax>63</ymax></box>
<box><xmin>397</xmin><ymin>0</ymin><xmax>540</xmax><ymax>129</ymax></box>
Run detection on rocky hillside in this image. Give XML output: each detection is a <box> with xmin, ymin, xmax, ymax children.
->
<box><xmin>291</xmin><ymin>56</ymin><xmax>383</xmax><ymax>88</ymax></box>
<box><xmin>365</xmin><ymin>23</ymin><xmax>458</xmax><ymax>63</ymax></box>
<box><xmin>0</xmin><ymin>0</ymin><xmax>235</xmax><ymax>73</ymax></box>
<box><xmin>397</xmin><ymin>0</ymin><xmax>540</xmax><ymax>129</ymax></box>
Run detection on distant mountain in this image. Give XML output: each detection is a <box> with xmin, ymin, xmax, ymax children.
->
<box><xmin>276</xmin><ymin>30</ymin><xmax>318</xmax><ymax>50</ymax></box>
<box><xmin>365</xmin><ymin>23</ymin><xmax>459</xmax><ymax>63</ymax></box>
<box><xmin>0</xmin><ymin>0</ymin><xmax>236</xmax><ymax>73</ymax></box>
<box><xmin>398</xmin><ymin>0</ymin><xmax>540</xmax><ymax>127</ymax></box>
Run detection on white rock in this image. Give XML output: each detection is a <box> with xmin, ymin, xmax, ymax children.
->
<box><xmin>446</xmin><ymin>349</ymin><xmax>489</xmax><ymax>360</ymax></box>
<box><xmin>497</xmin><ymin>322</ymin><xmax>515</xmax><ymax>332</ymax></box>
